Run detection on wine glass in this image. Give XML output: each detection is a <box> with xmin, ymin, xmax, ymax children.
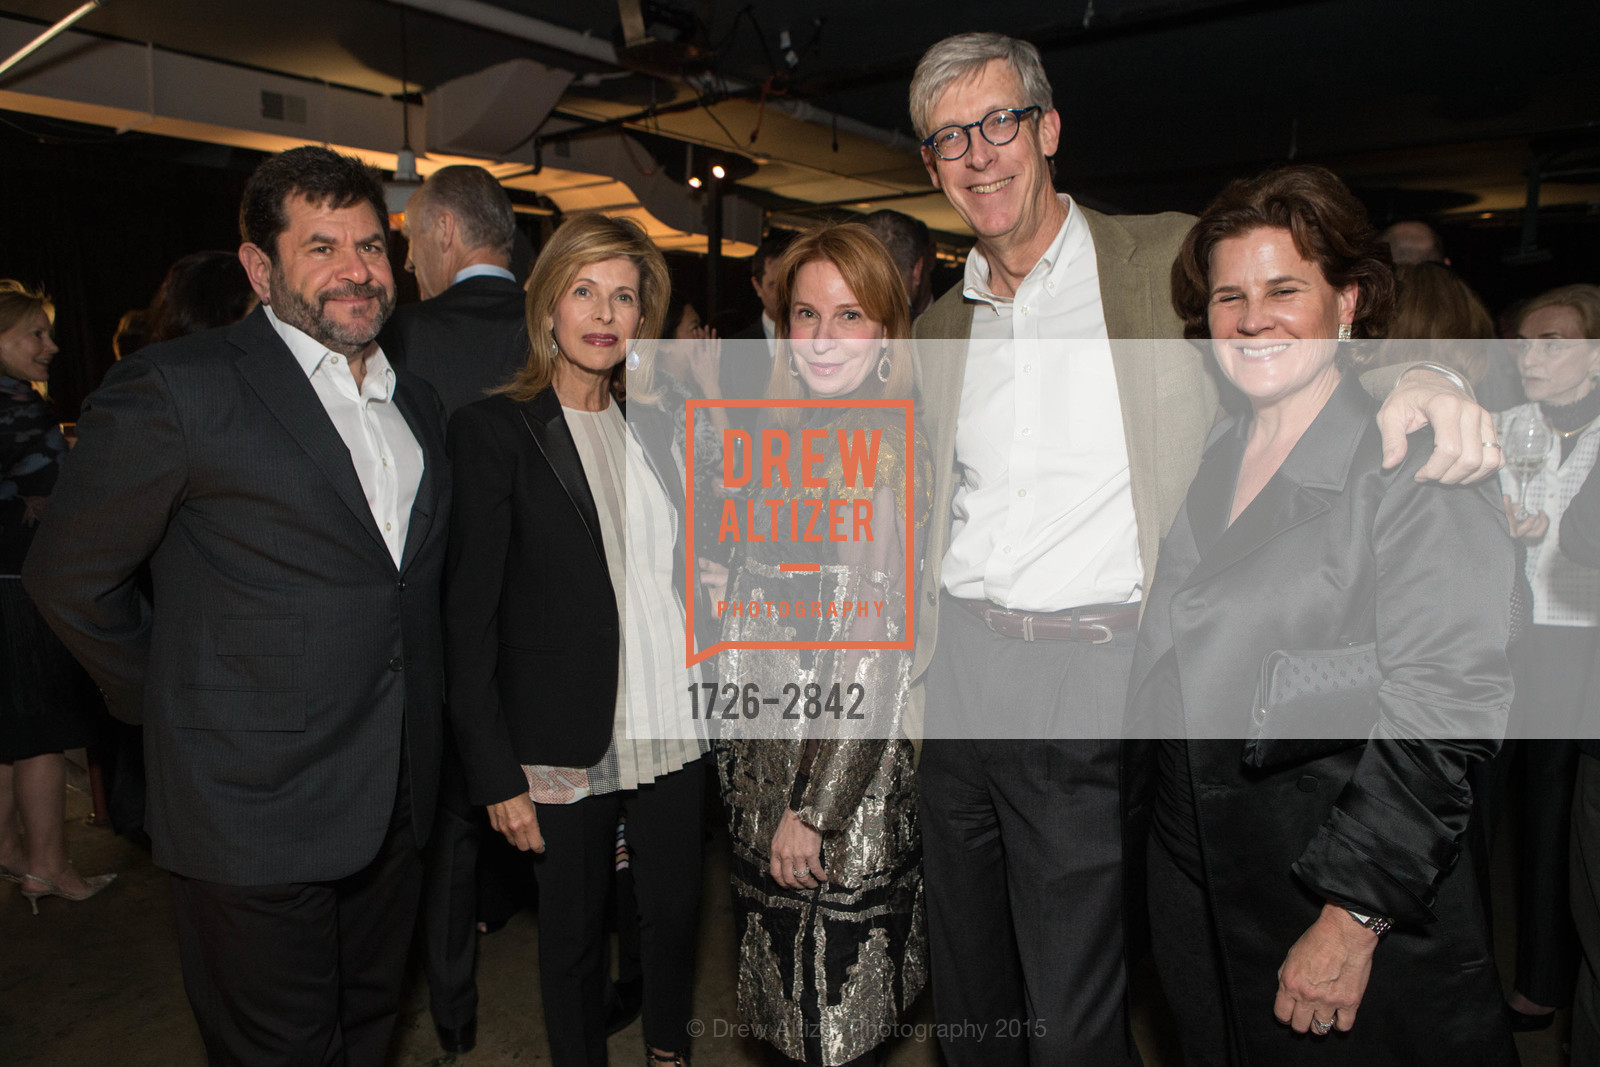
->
<box><xmin>1502</xmin><ymin>412</ymin><xmax>1553</xmax><ymax>522</ymax></box>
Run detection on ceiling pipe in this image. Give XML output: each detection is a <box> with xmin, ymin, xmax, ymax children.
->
<box><xmin>391</xmin><ymin>0</ymin><xmax>618</xmax><ymax>65</ymax></box>
<box><xmin>0</xmin><ymin>0</ymin><xmax>103</xmax><ymax>80</ymax></box>
<box><xmin>391</xmin><ymin>0</ymin><xmax>915</xmax><ymax>156</ymax></box>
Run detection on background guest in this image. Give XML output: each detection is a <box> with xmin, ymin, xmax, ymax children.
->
<box><xmin>858</xmin><ymin>209</ymin><xmax>936</xmax><ymax>317</ymax></box>
<box><xmin>1491</xmin><ymin>282</ymin><xmax>1600</xmax><ymax>1031</ymax></box>
<box><xmin>1379</xmin><ymin>219</ymin><xmax>1449</xmax><ymax>266</ymax></box>
<box><xmin>446</xmin><ymin>212</ymin><xmax>707</xmax><ymax>1067</ymax></box>
<box><xmin>1384</xmin><ymin>261</ymin><xmax>1521</xmax><ymax>410</ymax></box>
<box><xmin>145</xmin><ymin>250</ymin><xmax>258</xmax><ymax>344</ymax></box>
<box><xmin>0</xmin><ymin>279</ymin><xmax>113</xmax><ymax>913</ymax></box>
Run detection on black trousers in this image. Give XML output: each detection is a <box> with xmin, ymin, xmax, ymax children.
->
<box><xmin>170</xmin><ymin>760</ymin><xmax>423</xmax><ymax>1067</ymax></box>
<box><xmin>1145</xmin><ymin>836</ymin><xmax>1230</xmax><ymax>1067</ymax></box>
<box><xmin>420</xmin><ymin>735</ymin><xmax>480</xmax><ymax>1030</ymax></box>
<box><xmin>1485</xmin><ymin>624</ymin><xmax>1587</xmax><ymax>1007</ymax></box>
<box><xmin>919</xmin><ymin>595</ymin><xmax>1142</xmax><ymax>1067</ymax></box>
<box><xmin>532</xmin><ymin>757</ymin><xmax>706</xmax><ymax>1066</ymax></box>
<box><xmin>1571</xmin><ymin>752</ymin><xmax>1600</xmax><ymax>1063</ymax></box>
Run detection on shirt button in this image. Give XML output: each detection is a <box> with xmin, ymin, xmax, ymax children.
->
<box><xmin>382</xmin><ymin>457</ymin><xmax>389</xmax><ymax>467</ymax></box>
<box><xmin>385</xmin><ymin>522</ymin><xmax>393</xmax><ymax>532</ymax></box>
<box><xmin>1021</xmin><ymin>427</ymin><xmax>1031</xmax><ymax>436</ymax></box>
<box><xmin>1019</xmin><ymin>306</ymin><xmax>1029</xmax><ymax>315</ymax></box>
<box><xmin>1017</xmin><ymin>489</ymin><xmax>1027</xmax><ymax>498</ymax></box>
<box><xmin>1023</xmin><ymin>364</ymin><xmax>1032</xmax><ymax>373</ymax></box>
<box><xmin>1002</xmin><ymin>545</ymin><xmax>1012</xmax><ymax>555</ymax></box>
<box><xmin>329</xmin><ymin>355</ymin><xmax>339</xmax><ymax>364</ymax></box>
<box><xmin>389</xmin><ymin>657</ymin><xmax>404</xmax><ymax>673</ymax></box>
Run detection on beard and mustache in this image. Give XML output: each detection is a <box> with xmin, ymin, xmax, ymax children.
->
<box><xmin>268</xmin><ymin>266</ymin><xmax>396</xmax><ymax>357</ymax></box>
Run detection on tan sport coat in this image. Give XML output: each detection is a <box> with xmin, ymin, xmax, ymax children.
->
<box><xmin>909</xmin><ymin>206</ymin><xmax>1207</xmax><ymax>685</ymax></box>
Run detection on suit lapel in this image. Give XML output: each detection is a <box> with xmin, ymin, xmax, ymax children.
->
<box><xmin>519</xmin><ymin>390</ymin><xmax>607</xmax><ymax>569</ymax></box>
<box><xmin>228</xmin><ymin>311</ymin><xmax>390</xmax><ymax>557</ymax></box>
<box><xmin>393</xmin><ymin>375</ymin><xmax>442</xmax><ymax>573</ymax></box>
<box><xmin>1181</xmin><ymin>374</ymin><xmax>1374</xmax><ymax>590</ymax></box>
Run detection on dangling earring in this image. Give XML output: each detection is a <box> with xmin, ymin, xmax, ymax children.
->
<box><xmin>1337</xmin><ymin>323</ymin><xmax>1353</xmax><ymax>342</ymax></box>
<box><xmin>626</xmin><ymin>348</ymin><xmax>641</xmax><ymax>371</ymax></box>
<box><xmin>877</xmin><ymin>353</ymin><xmax>892</xmax><ymax>383</ymax></box>
<box><xmin>788</xmin><ymin>356</ymin><xmax>801</xmax><ymax>377</ymax></box>
<box><xmin>550</xmin><ymin>340</ymin><xmax>560</xmax><ymax>357</ymax></box>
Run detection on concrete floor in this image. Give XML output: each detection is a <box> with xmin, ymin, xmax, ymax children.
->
<box><xmin>0</xmin><ymin>780</ymin><xmax>1576</xmax><ymax>1066</ymax></box>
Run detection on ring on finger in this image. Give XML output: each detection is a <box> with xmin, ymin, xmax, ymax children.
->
<box><xmin>1483</xmin><ymin>440</ymin><xmax>1500</xmax><ymax>449</ymax></box>
<box><xmin>1310</xmin><ymin>1015</ymin><xmax>1334</xmax><ymax>1035</ymax></box>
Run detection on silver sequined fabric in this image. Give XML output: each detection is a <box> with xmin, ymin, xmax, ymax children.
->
<box><xmin>716</xmin><ymin>417</ymin><xmax>930</xmax><ymax>1064</ymax></box>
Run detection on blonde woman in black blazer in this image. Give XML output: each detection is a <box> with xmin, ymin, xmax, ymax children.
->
<box><xmin>446</xmin><ymin>214</ymin><xmax>706</xmax><ymax>1067</ymax></box>
<box><xmin>1129</xmin><ymin>166</ymin><xmax>1517</xmax><ymax>1065</ymax></box>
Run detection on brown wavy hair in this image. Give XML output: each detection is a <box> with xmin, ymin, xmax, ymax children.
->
<box><xmin>762</xmin><ymin>222</ymin><xmax>915</xmax><ymax>406</ymax></box>
<box><xmin>499</xmin><ymin>213</ymin><xmax>669</xmax><ymax>403</ymax></box>
<box><xmin>1171</xmin><ymin>165</ymin><xmax>1396</xmax><ymax>345</ymax></box>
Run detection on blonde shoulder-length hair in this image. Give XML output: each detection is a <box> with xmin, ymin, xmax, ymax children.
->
<box><xmin>498</xmin><ymin>212</ymin><xmax>670</xmax><ymax>403</ymax></box>
<box><xmin>762</xmin><ymin>222</ymin><xmax>915</xmax><ymax>410</ymax></box>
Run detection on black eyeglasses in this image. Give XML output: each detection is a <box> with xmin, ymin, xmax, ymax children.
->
<box><xmin>921</xmin><ymin>106</ymin><xmax>1042</xmax><ymax>161</ymax></box>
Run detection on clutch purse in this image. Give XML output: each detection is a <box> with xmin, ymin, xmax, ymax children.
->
<box><xmin>1244</xmin><ymin>642</ymin><xmax>1380</xmax><ymax>771</ymax></box>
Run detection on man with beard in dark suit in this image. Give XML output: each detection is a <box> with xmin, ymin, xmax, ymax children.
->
<box><xmin>24</xmin><ymin>145</ymin><xmax>450</xmax><ymax>1067</ymax></box>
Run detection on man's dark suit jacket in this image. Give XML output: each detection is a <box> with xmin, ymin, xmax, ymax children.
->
<box><xmin>379</xmin><ymin>274</ymin><xmax>528</xmax><ymax>416</ymax></box>
<box><xmin>720</xmin><ymin>318</ymin><xmax>775</xmax><ymax>403</ymax></box>
<box><xmin>22</xmin><ymin>308</ymin><xmax>451</xmax><ymax>886</ymax></box>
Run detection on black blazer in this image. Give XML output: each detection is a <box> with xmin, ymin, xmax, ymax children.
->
<box><xmin>23</xmin><ymin>308</ymin><xmax>450</xmax><ymax>885</ymax></box>
<box><xmin>1560</xmin><ymin>460</ymin><xmax>1600</xmax><ymax>756</ymax></box>
<box><xmin>379</xmin><ymin>274</ymin><xmax>529</xmax><ymax>416</ymax></box>
<box><xmin>1127</xmin><ymin>373</ymin><xmax>1516</xmax><ymax>1058</ymax></box>
<box><xmin>445</xmin><ymin>389</ymin><xmax>621</xmax><ymax>806</ymax></box>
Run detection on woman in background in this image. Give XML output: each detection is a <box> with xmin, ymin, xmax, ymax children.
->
<box><xmin>0</xmin><ymin>280</ymin><xmax>114</xmax><ymax>913</ymax></box>
<box><xmin>1490</xmin><ymin>283</ymin><xmax>1600</xmax><ymax>1031</ymax></box>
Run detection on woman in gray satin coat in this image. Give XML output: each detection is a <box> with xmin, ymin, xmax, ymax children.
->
<box><xmin>1127</xmin><ymin>165</ymin><xmax>1517</xmax><ymax>1065</ymax></box>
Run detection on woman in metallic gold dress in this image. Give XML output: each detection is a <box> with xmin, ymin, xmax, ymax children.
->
<box><xmin>700</xmin><ymin>224</ymin><xmax>929</xmax><ymax>1066</ymax></box>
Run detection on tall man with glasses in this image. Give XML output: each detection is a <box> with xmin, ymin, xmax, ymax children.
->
<box><xmin>905</xmin><ymin>32</ymin><xmax>1503</xmax><ymax>1065</ymax></box>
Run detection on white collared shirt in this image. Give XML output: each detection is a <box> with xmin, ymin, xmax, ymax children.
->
<box><xmin>264</xmin><ymin>306</ymin><xmax>424</xmax><ymax>567</ymax></box>
<box><xmin>941</xmin><ymin>195</ymin><xmax>1143</xmax><ymax>612</ymax></box>
<box><xmin>450</xmin><ymin>263</ymin><xmax>516</xmax><ymax>287</ymax></box>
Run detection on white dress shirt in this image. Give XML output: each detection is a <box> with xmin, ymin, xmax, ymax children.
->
<box><xmin>449</xmin><ymin>263</ymin><xmax>516</xmax><ymax>287</ymax></box>
<box><xmin>265</xmin><ymin>306</ymin><xmax>424</xmax><ymax>567</ymax></box>
<box><xmin>941</xmin><ymin>196</ymin><xmax>1143</xmax><ymax>612</ymax></box>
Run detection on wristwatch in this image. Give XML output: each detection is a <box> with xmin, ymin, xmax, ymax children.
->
<box><xmin>1345</xmin><ymin>908</ymin><xmax>1393</xmax><ymax>936</ymax></box>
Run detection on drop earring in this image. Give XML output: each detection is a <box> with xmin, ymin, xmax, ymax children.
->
<box><xmin>789</xmin><ymin>356</ymin><xmax>801</xmax><ymax>377</ymax></box>
<box><xmin>626</xmin><ymin>348</ymin><xmax>641</xmax><ymax>370</ymax></box>
<box><xmin>1337</xmin><ymin>323</ymin><xmax>1353</xmax><ymax>342</ymax></box>
<box><xmin>877</xmin><ymin>353</ymin><xmax>892</xmax><ymax>383</ymax></box>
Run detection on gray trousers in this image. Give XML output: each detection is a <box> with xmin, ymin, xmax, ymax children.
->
<box><xmin>919</xmin><ymin>594</ymin><xmax>1142</xmax><ymax>1067</ymax></box>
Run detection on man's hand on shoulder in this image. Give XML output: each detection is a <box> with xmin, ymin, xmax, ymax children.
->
<box><xmin>1377</xmin><ymin>366</ymin><xmax>1502</xmax><ymax>485</ymax></box>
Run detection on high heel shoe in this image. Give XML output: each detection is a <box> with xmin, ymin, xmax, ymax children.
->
<box><xmin>19</xmin><ymin>872</ymin><xmax>117</xmax><ymax>915</ymax></box>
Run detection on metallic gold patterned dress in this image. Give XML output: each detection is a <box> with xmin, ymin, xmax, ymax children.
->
<box><xmin>716</xmin><ymin>412</ymin><xmax>930</xmax><ymax>1065</ymax></box>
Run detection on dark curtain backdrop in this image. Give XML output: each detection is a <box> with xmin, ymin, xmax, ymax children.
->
<box><xmin>0</xmin><ymin>120</ymin><xmax>260</xmax><ymax>419</ymax></box>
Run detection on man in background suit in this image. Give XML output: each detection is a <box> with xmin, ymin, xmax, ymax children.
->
<box><xmin>379</xmin><ymin>163</ymin><xmax>527</xmax><ymax>1056</ymax></box>
<box><xmin>24</xmin><ymin>146</ymin><xmax>450</xmax><ymax>1067</ymax></box>
<box><xmin>384</xmin><ymin>164</ymin><xmax>528</xmax><ymax>413</ymax></box>
<box><xmin>905</xmin><ymin>32</ymin><xmax>1501</xmax><ymax>1065</ymax></box>
<box><xmin>720</xmin><ymin>230</ymin><xmax>793</xmax><ymax>403</ymax></box>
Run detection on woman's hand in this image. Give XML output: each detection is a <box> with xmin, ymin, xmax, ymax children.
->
<box><xmin>685</xmin><ymin>324</ymin><xmax>722</xmax><ymax>397</ymax></box>
<box><xmin>487</xmin><ymin>792</ymin><xmax>544</xmax><ymax>853</ymax></box>
<box><xmin>699</xmin><ymin>557</ymin><xmax>729</xmax><ymax>606</ymax></box>
<box><xmin>770</xmin><ymin>808</ymin><xmax>826</xmax><ymax>891</ymax></box>
<box><xmin>1274</xmin><ymin>903</ymin><xmax>1379</xmax><ymax>1035</ymax></box>
<box><xmin>1502</xmin><ymin>494</ymin><xmax>1550</xmax><ymax>542</ymax></box>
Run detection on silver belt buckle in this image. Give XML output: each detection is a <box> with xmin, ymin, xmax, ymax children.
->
<box><xmin>1084</xmin><ymin>622</ymin><xmax>1114</xmax><ymax>645</ymax></box>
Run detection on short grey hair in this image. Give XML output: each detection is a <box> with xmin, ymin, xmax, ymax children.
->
<box><xmin>909</xmin><ymin>33</ymin><xmax>1053</xmax><ymax>139</ymax></box>
<box><xmin>858</xmin><ymin>210</ymin><xmax>931</xmax><ymax>290</ymax></box>
<box><xmin>410</xmin><ymin>165</ymin><xmax>516</xmax><ymax>257</ymax></box>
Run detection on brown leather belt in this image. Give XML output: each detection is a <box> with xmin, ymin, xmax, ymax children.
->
<box><xmin>957</xmin><ymin>597</ymin><xmax>1140</xmax><ymax>644</ymax></box>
